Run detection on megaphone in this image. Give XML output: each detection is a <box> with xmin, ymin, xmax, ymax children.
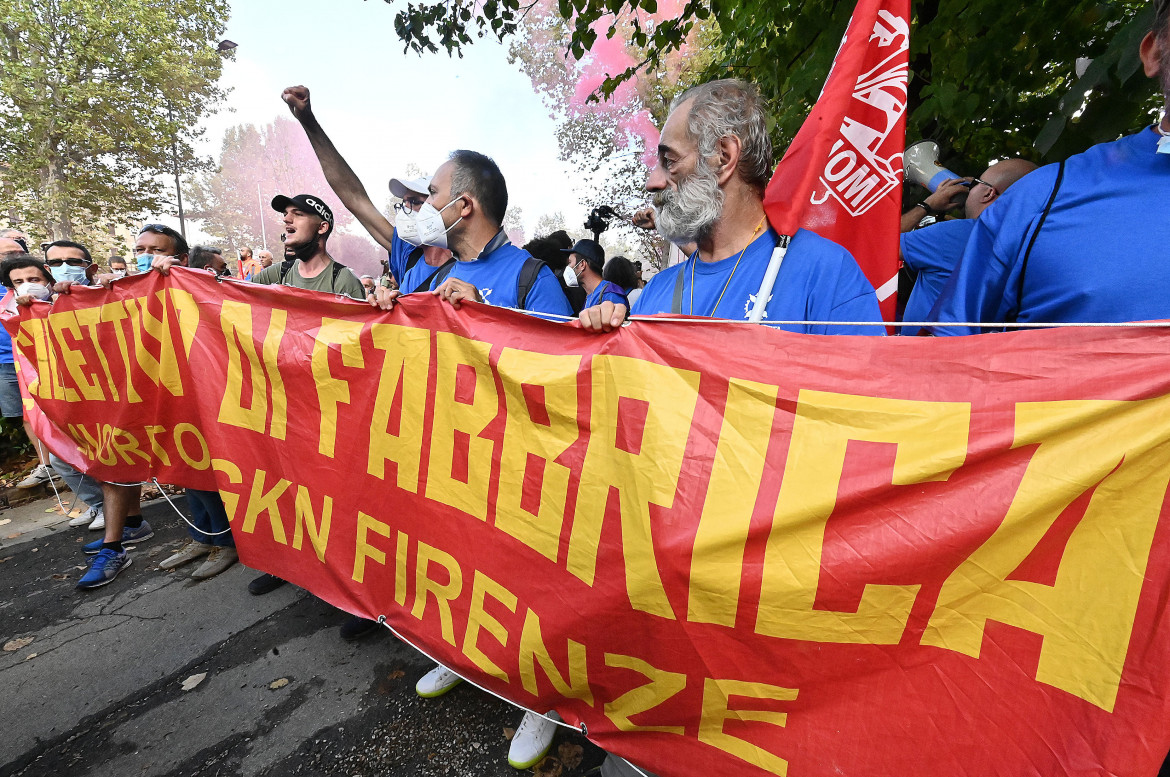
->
<box><xmin>904</xmin><ymin>140</ymin><xmax>963</xmax><ymax>192</ymax></box>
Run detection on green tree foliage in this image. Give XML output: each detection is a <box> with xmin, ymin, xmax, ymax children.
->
<box><xmin>0</xmin><ymin>0</ymin><xmax>230</xmax><ymax>250</ymax></box>
<box><xmin>390</xmin><ymin>0</ymin><xmax>1162</xmax><ymax>171</ymax></box>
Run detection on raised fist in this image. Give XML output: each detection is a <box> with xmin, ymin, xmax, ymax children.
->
<box><xmin>632</xmin><ymin>207</ymin><xmax>656</xmax><ymax>231</ymax></box>
<box><xmin>281</xmin><ymin>85</ymin><xmax>312</xmax><ymax>119</ymax></box>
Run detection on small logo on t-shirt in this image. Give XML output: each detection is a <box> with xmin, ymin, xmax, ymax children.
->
<box><xmin>480</xmin><ymin>287</ymin><xmax>493</xmax><ymax>302</ymax></box>
<box><xmin>745</xmin><ymin>293</ymin><xmax>771</xmax><ymax>319</ymax></box>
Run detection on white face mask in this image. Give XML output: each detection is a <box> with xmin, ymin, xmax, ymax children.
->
<box><xmin>563</xmin><ymin>263</ymin><xmax>580</xmax><ymax>288</ymax></box>
<box><xmin>416</xmin><ymin>197</ymin><xmax>465</xmax><ymax>249</ymax></box>
<box><xmin>396</xmin><ymin>210</ymin><xmax>423</xmax><ymax>246</ymax></box>
<box><xmin>15</xmin><ymin>282</ymin><xmax>51</xmax><ymax>301</ymax></box>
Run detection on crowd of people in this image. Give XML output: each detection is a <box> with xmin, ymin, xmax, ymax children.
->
<box><xmin>1</xmin><ymin>1</ymin><xmax>1168</xmax><ymax>772</ymax></box>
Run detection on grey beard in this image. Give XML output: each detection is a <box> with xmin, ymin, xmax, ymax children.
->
<box><xmin>652</xmin><ymin>161</ymin><xmax>724</xmax><ymax>245</ymax></box>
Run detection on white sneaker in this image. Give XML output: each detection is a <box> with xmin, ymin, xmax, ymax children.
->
<box><xmin>70</xmin><ymin>505</ymin><xmax>101</xmax><ymax>528</ymax></box>
<box><xmin>87</xmin><ymin>509</ymin><xmax>106</xmax><ymax>531</ymax></box>
<box><xmin>17</xmin><ymin>464</ymin><xmax>54</xmax><ymax>488</ymax></box>
<box><xmin>159</xmin><ymin>540</ymin><xmax>213</xmax><ymax>570</ymax></box>
<box><xmin>508</xmin><ymin>710</ymin><xmax>558</xmax><ymax>769</ymax></box>
<box><xmin>415</xmin><ymin>665</ymin><xmax>463</xmax><ymax>698</ymax></box>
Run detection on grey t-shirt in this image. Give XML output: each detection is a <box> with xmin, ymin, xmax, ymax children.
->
<box><xmin>251</xmin><ymin>258</ymin><xmax>366</xmax><ymax>300</ymax></box>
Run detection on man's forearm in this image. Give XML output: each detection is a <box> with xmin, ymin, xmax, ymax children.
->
<box><xmin>294</xmin><ymin>111</ymin><xmax>395</xmax><ymax>250</ymax></box>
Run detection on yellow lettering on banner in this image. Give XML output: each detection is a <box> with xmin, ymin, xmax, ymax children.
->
<box><xmin>367</xmin><ymin>324</ymin><xmax>430</xmax><ymax>491</ymax></box>
<box><xmin>755</xmin><ymin>390</ymin><xmax>969</xmax><ymax>644</ymax></box>
<box><xmin>165</xmin><ymin>288</ymin><xmax>200</xmax><ymax>359</ymax></box>
<box><xmin>688</xmin><ymin>378</ymin><xmax>779</xmax><ymax>627</ymax></box>
<box><xmin>74</xmin><ymin>306</ymin><xmax>120</xmax><ymax>402</ymax></box>
<box><xmin>923</xmin><ymin>398</ymin><xmax>1170</xmax><ymax>712</ymax></box>
<box><xmin>567</xmin><ymin>355</ymin><xmax>699</xmax><ymax>618</ymax></box>
<box><xmin>261</xmin><ymin>309</ymin><xmax>288</xmax><ymax>440</ymax></box>
<box><xmin>16</xmin><ymin>319</ymin><xmax>57</xmax><ymax>399</ymax></box>
<box><xmin>462</xmin><ymin>570</ymin><xmax>518</xmax><ymax>682</ymax></box>
<box><xmin>123</xmin><ymin>297</ymin><xmax>166</xmax><ymax>390</ymax></box>
<box><xmin>218</xmin><ymin>301</ymin><xmax>269</xmax><ymax>433</ymax></box>
<box><xmin>312</xmin><ymin>318</ymin><xmax>365</xmax><ymax>458</ymax></box>
<box><xmin>212</xmin><ymin>458</ymin><xmax>243</xmax><ymax>522</ymax></box>
<box><xmin>518</xmin><ymin>608</ymin><xmax>594</xmax><ymax>706</ymax></box>
<box><xmin>241</xmin><ymin>468</ymin><xmax>291</xmax><ymax>543</ymax></box>
<box><xmin>292</xmin><ymin>486</ymin><xmax>332</xmax><ymax>563</ymax></box>
<box><xmin>70</xmin><ymin>423</ymin><xmax>113</xmax><ymax>464</ymax></box>
<box><xmin>109</xmin><ymin>428</ymin><xmax>149</xmax><ymax>466</ymax></box>
<box><xmin>411</xmin><ymin>542</ymin><xmax>464</xmax><ymax>646</ymax></box>
<box><xmin>174</xmin><ymin>423</ymin><xmax>211</xmax><ymax>470</ymax></box>
<box><xmin>698</xmin><ymin>678</ymin><xmax>797</xmax><ymax>775</ymax></box>
<box><xmin>352</xmin><ymin>511</ymin><xmax>391</xmax><ymax>584</ymax></box>
<box><xmin>426</xmin><ymin>332</ymin><xmax>497</xmax><ymax>520</ymax></box>
<box><xmin>495</xmin><ymin>348</ymin><xmax>581</xmax><ymax>562</ymax></box>
<box><xmin>394</xmin><ymin>531</ymin><xmax>409</xmax><ymax>606</ymax></box>
<box><xmin>602</xmin><ymin>653</ymin><xmax>686</xmax><ymax>734</ymax></box>
<box><xmin>144</xmin><ymin>425</ymin><xmax>172</xmax><ymax>466</ymax></box>
<box><xmin>46</xmin><ymin>311</ymin><xmax>92</xmax><ymax>400</ymax></box>
<box><xmin>101</xmin><ymin>301</ymin><xmax>141</xmax><ymax>403</ymax></box>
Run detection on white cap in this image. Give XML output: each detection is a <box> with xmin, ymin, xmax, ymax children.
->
<box><xmin>389</xmin><ymin>176</ymin><xmax>431</xmax><ymax>199</ymax></box>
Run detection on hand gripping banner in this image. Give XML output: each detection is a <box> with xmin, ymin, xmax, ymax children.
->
<box><xmin>6</xmin><ymin>269</ymin><xmax>1170</xmax><ymax>777</ymax></box>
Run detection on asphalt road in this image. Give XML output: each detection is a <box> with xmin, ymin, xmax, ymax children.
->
<box><xmin>0</xmin><ymin>493</ymin><xmax>604</xmax><ymax>777</ymax></box>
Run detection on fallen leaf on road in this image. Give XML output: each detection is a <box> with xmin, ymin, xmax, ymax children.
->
<box><xmin>503</xmin><ymin>727</ymin><xmax>516</xmax><ymax>740</ymax></box>
<box><xmin>50</xmin><ymin>574</ymin><xmax>69</xmax><ymax>580</ymax></box>
<box><xmin>5</xmin><ymin>533</ymin><xmax>19</xmax><ymax>539</ymax></box>
<box><xmin>75</xmin><ymin>565</ymin><xmax>87</xmax><ymax>571</ymax></box>
<box><xmin>270</xmin><ymin>678</ymin><xmax>290</xmax><ymax>690</ymax></box>
<box><xmin>387</xmin><ymin>670</ymin><xmax>405</xmax><ymax>680</ymax></box>
<box><xmin>558</xmin><ymin>743</ymin><xmax>584</xmax><ymax>770</ymax></box>
<box><xmin>0</xmin><ymin>518</ymin><xmax>10</xmax><ymax>526</ymax></box>
<box><xmin>4</xmin><ymin>637</ymin><xmax>34</xmax><ymax>652</ymax></box>
<box><xmin>533</xmin><ymin>756</ymin><xmax>563</xmax><ymax>777</ymax></box>
<box><xmin>181</xmin><ymin>673</ymin><xmax>207</xmax><ymax>691</ymax></box>
<box><xmin>24</xmin><ymin>653</ymin><xmax>36</xmax><ymax>660</ymax></box>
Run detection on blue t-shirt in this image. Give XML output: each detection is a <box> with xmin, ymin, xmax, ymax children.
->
<box><xmin>632</xmin><ymin>228</ymin><xmax>884</xmax><ymax>335</ymax></box>
<box><xmin>435</xmin><ymin>237</ymin><xmax>573</xmax><ymax>316</ymax></box>
<box><xmin>899</xmin><ymin>219</ymin><xmax>975</xmax><ymax>335</ymax></box>
<box><xmin>585</xmin><ymin>279</ymin><xmax>629</xmax><ymax>309</ymax></box>
<box><xmin>388</xmin><ymin>230</ymin><xmax>442</xmax><ymax>294</ymax></box>
<box><xmin>0</xmin><ymin>292</ymin><xmax>11</xmax><ymax>364</ymax></box>
<box><xmin>930</xmin><ymin>128</ymin><xmax>1170</xmax><ymax>334</ymax></box>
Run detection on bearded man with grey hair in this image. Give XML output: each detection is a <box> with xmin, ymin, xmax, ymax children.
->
<box><xmin>579</xmin><ymin>78</ymin><xmax>883</xmax><ymax>334</ymax></box>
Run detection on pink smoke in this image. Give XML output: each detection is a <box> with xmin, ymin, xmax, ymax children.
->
<box><xmin>567</xmin><ymin>16</ymin><xmax>664</xmax><ymax>169</ymax></box>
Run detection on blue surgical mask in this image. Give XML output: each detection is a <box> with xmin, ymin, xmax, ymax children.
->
<box><xmin>58</xmin><ymin>265</ymin><xmax>88</xmax><ymax>284</ymax></box>
<box><xmin>137</xmin><ymin>253</ymin><xmax>153</xmax><ymax>272</ymax></box>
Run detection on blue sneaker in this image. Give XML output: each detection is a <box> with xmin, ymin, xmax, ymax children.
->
<box><xmin>83</xmin><ymin>521</ymin><xmax>154</xmax><ymax>555</ymax></box>
<box><xmin>76</xmin><ymin>548</ymin><xmax>132</xmax><ymax>589</ymax></box>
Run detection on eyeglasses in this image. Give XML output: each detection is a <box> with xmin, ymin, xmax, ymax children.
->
<box><xmin>970</xmin><ymin>178</ymin><xmax>998</xmax><ymax>195</ymax></box>
<box><xmin>44</xmin><ymin>258</ymin><xmax>90</xmax><ymax>267</ymax></box>
<box><xmin>394</xmin><ymin>197</ymin><xmax>427</xmax><ymax>215</ymax></box>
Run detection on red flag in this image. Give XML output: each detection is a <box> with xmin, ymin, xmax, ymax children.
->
<box><xmin>763</xmin><ymin>0</ymin><xmax>909</xmax><ymax>320</ymax></box>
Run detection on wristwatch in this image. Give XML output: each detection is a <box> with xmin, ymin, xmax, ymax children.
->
<box><xmin>916</xmin><ymin>200</ymin><xmax>937</xmax><ymax>216</ymax></box>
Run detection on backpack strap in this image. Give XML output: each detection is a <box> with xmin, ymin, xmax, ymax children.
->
<box><xmin>411</xmin><ymin>258</ymin><xmax>457</xmax><ymax>294</ymax></box>
<box><xmin>278</xmin><ymin>257</ymin><xmax>296</xmax><ymax>286</ymax></box>
<box><xmin>428</xmin><ymin>261</ymin><xmax>458</xmax><ymax>290</ymax></box>
<box><xmin>670</xmin><ymin>263</ymin><xmax>686</xmax><ymax>314</ymax></box>
<box><xmin>403</xmin><ymin>246</ymin><xmax>425</xmax><ymax>275</ymax></box>
<box><xmin>330</xmin><ymin>260</ymin><xmax>346</xmax><ymax>291</ymax></box>
<box><xmin>516</xmin><ymin>256</ymin><xmax>544</xmax><ymax>310</ymax></box>
<box><xmin>1010</xmin><ymin>160</ymin><xmax>1065</xmax><ymax>323</ymax></box>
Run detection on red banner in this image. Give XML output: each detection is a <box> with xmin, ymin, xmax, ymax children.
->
<box><xmin>7</xmin><ymin>269</ymin><xmax>1170</xmax><ymax>777</ymax></box>
<box><xmin>764</xmin><ymin>0</ymin><xmax>908</xmax><ymax>320</ymax></box>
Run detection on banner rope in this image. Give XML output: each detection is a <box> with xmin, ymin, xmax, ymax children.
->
<box><xmin>151</xmin><ymin>478</ymin><xmax>234</xmax><ymax>537</ymax></box>
<box><xmin>371</xmin><ymin>614</ymin><xmax>587</xmax><ymax>737</ymax></box>
<box><xmin>500</xmin><ymin>308</ymin><xmax>1170</xmax><ymax>329</ymax></box>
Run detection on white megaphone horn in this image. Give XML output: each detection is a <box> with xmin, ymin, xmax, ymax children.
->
<box><xmin>904</xmin><ymin>140</ymin><xmax>963</xmax><ymax>193</ymax></box>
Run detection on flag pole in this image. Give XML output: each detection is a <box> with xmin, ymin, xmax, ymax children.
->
<box><xmin>748</xmin><ymin>235</ymin><xmax>791</xmax><ymax>323</ymax></box>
